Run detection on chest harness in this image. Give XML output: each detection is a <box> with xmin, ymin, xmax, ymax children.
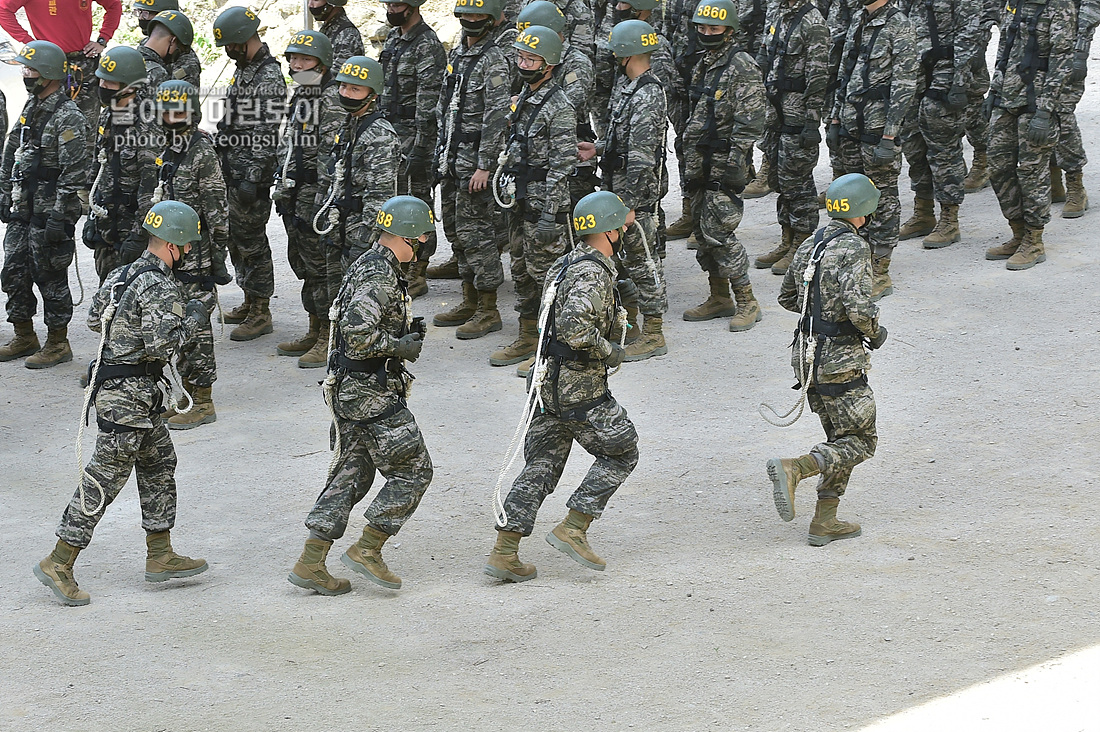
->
<box><xmin>992</xmin><ymin>1</ymin><xmax>1049</xmax><ymax>113</ymax></box>
<box><xmin>838</xmin><ymin>6</ymin><xmax>900</xmax><ymax>143</ymax></box>
<box><xmin>497</xmin><ymin>85</ymin><xmax>569</xmax><ymax>222</ymax></box>
<box><xmin>437</xmin><ymin>48</ymin><xmax>492</xmax><ymax>180</ymax></box>
<box><xmin>313</xmin><ymin>110</ymin><xmax>384</xmax><ymax>252</ymax></box>
<box><xmin>688</xmin><ymin>50</ymin><xmax>738</xmax><ymax>191</ymax></box>
<box><xmin>276</xmin><ymin>77</ymin><xmax>335</xmax><ymax>233</ymax></box>
<box><xmin>88</xmin><ymin>111</ymin><xmax>142</xmax><ymax>249</ymax></box>
<box><xmin>918</xmin><ymin>0</ymin><xmax>957</xmax><ymax>99</ymax></box>
<box><xmin>11</xmin><ymin>102</ymin><xmax>63</xmax><ymax>225</ymax></box>
<box><xmin>215</xmin><ymin>53</ymin><xmax>280</xmax><ymax>191</ymax></box>
<box><xmin>762</xmin><ymin>2</ymin><xmax>817</xmax><ymax>134</ymax></box>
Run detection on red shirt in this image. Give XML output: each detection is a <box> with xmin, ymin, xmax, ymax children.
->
<box><xmin>0</xmin><ymin>0</ymin><xmax>121</xmax><ymax>54</ymax></box>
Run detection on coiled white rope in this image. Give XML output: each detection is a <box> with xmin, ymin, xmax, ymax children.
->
<box><xmin>758</xmin><ymin>253</ymin><xmax>819</xmax><ymax>428</ymax></box>
<box><xmin>312</xmin><ymin>160</ymin><xmax>344</xmax><ymax>236</ymax></box>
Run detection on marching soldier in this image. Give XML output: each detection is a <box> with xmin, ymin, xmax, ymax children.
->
<box><xmin>308</xmin><ymin>0</ymin><xmax>365</xmax><ymax>71</ymax></box>
<box><xmin>133</xmin><ymin>0</ymin><xmax>201</xmax><ymax>86</ymax></box>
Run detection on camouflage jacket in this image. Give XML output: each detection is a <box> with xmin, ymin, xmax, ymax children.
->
<box><xmin>330</xmin><ymin>243</ymin><xmax>413</xmax><ymax>421</ymax></box>
<box><xmin>1</xmin><ymin>89</ymin><xmax>89</xmax><ymax>224</ymax></box>
<box><xmin>380</xmin><ymin>19</ymin><xmax>447</xmax><ymax>164</ymax></box>
<box><xmin>659</xmin><ymin>0</ymin><xmax>700</xmax><ymax>59</ymax></box>
<box><xmin>778</xmin><ymin>220</ymin><xmax>881</xmax><ymax>384</ymax></box>
<box><xmin>138</xmin><ymin>43</ymin><xmax>171</xmax><ymax>90</ymax></box>
<box><xmin>1063</xmin><ymin>0</ymin><xmax>1100</xmax><ymax>104</ymax></box>
<box><xmin>592</xmin><ymin>25</ymin><xmax>681</xmax><ymax>131</ymax></box>
<box><xmin>991</xmin><ymin>0</ymin><xmax>1077</xmax><ymax>113</ymax></box>
<box><xmin>437</xmin><ymin>36</ymin><xmax>511</xmax><ymax>177</ymax></box>
<box><xmin>832</xmin><ymin>2</ymin><xmax>917</xmax><ymax>139</ymax></box>
<box><xmin>683</xmin><ymin>41</ymin><xmax>766</xmax><ymax>187</ymax></box>
<box><xmin>89</xmin><ymin>102</ymin><xmax>160</xmax><ymax>249</ymax></box>
<box><xmin>552</xmin><ymin>0</ymin><xmax>595</xmax><ymax>59</ymax></box>
<box><xmin>320</xmin><ymin>9</ymin><xmax>366</xmax><ymax>71</ymax></box>
<box><xmin>538</xmin><ymin>242</ymin><xmax>619</xmax><ymax>409</ymax></box>
<box><xmin>824</xmin><ymin>0</ymin><xmax>862</xmax><ymax>81</ymax></box>
<box><xmin>274</xmin><ymin>77</ymin><xmax>343</xmax><ymax>220</ymax></box>
<box><xmin>600</xmin><ymin>69</ymin><xmax>669</xmax><ymax>211</ymax></box>
<box><xmin>151</xmin><ymin>128</ymin><xmax>230</xmax><ymax>277</ymax></box>
<box><xmin>907</xmin><ymin>0</ymin><xmax>982</xmax><ymax>93</ymax></box>
<box><xmin>737</xmin><ymin>0</ymin><xmax>771</xmax><ymax>50</ymax></box>
<box><xmin>88</xmin><ymin>250</ymin><xmax>199</xmax><ymax>428</ymax></box>
<box><xmin>214</xmin><ymin>44</ymin><xmax>289</xmax><ymax>188</ymax></box>
<box><xmin>759</xmin><ymin>1</ymin><xmax>830</xmax><ymax>127</ymax></box>
<box><xmin>140</xmin><ymin>38</ymin><xmax>202</xmax><ymax>86</ymax></box>
<box><xmin>503</xmin><ymin>78</ymin><xmax>578</xmax><ymax>215</ymax></box>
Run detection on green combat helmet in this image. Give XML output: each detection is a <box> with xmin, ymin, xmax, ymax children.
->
<box><xmin>336</xmin><ymin>55</ymin><xmax>384</xmax><ymax>93</ymax></box>
<box><xmin>133</xmin><ymin>0</ymin><xmax>179</xmax><ymax>34</ymax></box>
<box><xmin>285</xmin><ymin>29</ymin><xmax>333</xmax><ymax>70</ymax></box>
<box><xmin>573</xmin><ymin>190</ymin><xmax>629</xmax><ymax>235</ymax></box>
<box><xmin>143</xmin><ymin>200</ymin><xmax>202</xmax><ymax>246</ymax></box>
<box><xmin>621</xmin><ymin>0</ymin><xmax>661</xmax><ymax>10</ymax></box>
<box><xmin>16</xmin><ymin>40</ymin><xmax>67</xmax><ymax>80</ymax></box>
<box><xmin>95</xmin><ymin>46</ymin><xmax>148</xmax><ymax>87</ymax></box>
<box><xmin>693</xmin><ymin>0</ymin><xmax>739</xmax><ymax>29</ymax></box>
<box><xmin>453</xmin><ymin>0</ymin><xmax>505</xmax><ymax>18</ymax></box>
<box><xmin>513</xmin><ymin>24</ymin><xmax>562</xmax><ymax>65</ymax></box>
<box><xmin>610</xmin><ymin>20</ymin><xmax>661</xmax><ymax>58</ymax></box>
<box><xmin>376</xmin><ymin>195</ymin><xmax>435</xmax><ymax>238</ymax></box>
<box><xmin>155</xmin><ymin>79</ymin><xmax>199</xmax><ymax>117</ymax></box>
<box><xmin>150</xmin><ymin>10</ymin><xmax>194</xmax><ymax>47</ymax></box>
<box><xmin>213</xmin><ymin>6</ymin><xmax>261</xmax><ymax>47</ymax></box>
<box><xmin>825</xmin><ymin>173</ymin><xmax>881</xmax><ymax>219</ymax></box>
<box><xmin>377</xmin><ymin>0</ymin><xmax>424</xmax><ymax>6</ymax></box>
<box><xmin>517</xmin><ymin>1</ymin><xmax>566</xmax><ymax>34</ymax></box>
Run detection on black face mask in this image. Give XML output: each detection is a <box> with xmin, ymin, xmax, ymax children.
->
<box><xmin>459</xmin><ymin>17</ymin><xmax>493</xmax><ymax>36</ymax></box>
<box><xmin>695</xmin><ymin>28</ymin><xmax>727</xmax><ymax>50</ymax></box>
<box><xmin>614</xmin><ymin>7</ymin><xmax>641</xmax><ymax>23</ymax></box>
<box><xmin>608</xmin><ymin>228</ymin><xmax>625</xmax><ymax>257</ymax></box>
<box><xmin>517</xmin><ymin>64</ymin><xmax>547</xmax><ymax>84</ymax></box>
<box><xmin>165</xmin><ymin>43</ymin><xmax>183</xmax><ymax>64</ymax></box>
<box><xmin>225</xmin><ymin>46</ymin><xmax>247</xmax><ymax>63</ymax></box>
<box><xmin>163</xmin><ymin>119</ymin><xmax>191</xmax><ymax>132</ymax></box>
<box><xmin>138</xmin><ymin>17</ymin><xmax>152</xmax><ymax>34</ymax></box>
<box><xmin>170</xmin><ymin>243</ymin><xmax>188</xmax><ymax>272</ymax></box>
<box><xmin>98</xmin><ymin>85</ymin><xmax>118</xmax><ymax>107</ymax></box>
<box><xmin>24</xmin><ymin>76</ymin><xmax>47</xmax><ymax>95</ymax></box>
<box><xmin>309</xmin><ymin>4</ymin><xmax>330</xmax><ymax>19</ymax></box>
<box><xmin>338</xmin><ymin>93</ymin><xmax>369</xmax><ymax>113</ymax></box>
<box><xmin>387</xmin><ymin>9</ymin><xmax>411</xmax><ymax>26</ymax></box>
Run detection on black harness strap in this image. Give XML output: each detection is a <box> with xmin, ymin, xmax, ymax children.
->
<box><xmin>332</xmin><ymin>110</ymin><xmax>384</xmax><ymax>251</ymax></box>
<box><xmin>764</xmin><ymin>2</ymin><xmax>815</xmax><ymax>133</ymax></box>
<box><xmin>920</xmin><ymin>0</ymin><xmax>956</xmax><ymax>99</ymax></box>
<box><xmin>600</xmin><ymin>74</ymin><xmax>664</xmax><ymax>180</ymax></box>
<box><xmin>505</xmin><ymin>84</ymin><xmax>564</xmax><ymax>205</ymax></box>
<box><xmin>690</xmin><ymin>51</ymin><xmax>738</xmax><ymax>186</ymax></box>
<box><xmin>838</xmin><ymin>7</ymin><xmax>899</xmax><ymax>143</ymax></box>
<box><xmin>381</xmin><ymin>34</ymin><xmax>418</xmax><ymax>122</ymax></box>
<box><xmin>993</xmin><ymin>2</ymin><xmax>1047</xmax><ymax>111</ymax></box>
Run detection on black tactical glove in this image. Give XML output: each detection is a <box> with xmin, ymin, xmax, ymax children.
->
<box><xmin>1025</xmin><ymin>110</ymin><xmax>1052</xmax><ymax>145</ymax></box>
<box><xmin>44</xmin><ymin>215</ymin><xmax>69</xmax><ymax>244</ymax></box>
<box><xmin>945</xmin><ymin>85</ymin><xmax>968</xmax><ymax>111</ymax></box>
<box><xmin>394</xmin><ymin>332</ymin><xmax>423</xmax><ymax>362</ymax></box>
<box><xmin>185</xmin><ymin>298</ymin><xmax>210</xmax><ymax>328</ymax></box>
<box><xmin>615</xmin><ymin>278</ymin><xmax>639</xmax><ymax>306</ymax></box>
<box><xmin>211</xmin><ymin>247</ymin><xmax>232</xmax><ymax>286</ymax></box>
<box><xmin>0</xmin><ymin>194</ymin><xmax>13</xmax><ymax>224</ymax></box>
<box><xmin>410</xmin><ymin>316</ymin><xmax>427</xmax><ymax>339</ymax></box>
<box><xmin>535</xmin><ymin>212</ymin><xmax>559</xmax><ymax>245</ymax></box>
<box><xmin>237</xmin><ymin>180</ymin><xmax>259</xmax><ymax>206</ymax></box>
<box><xmin>826</xmin><ymin>122</ymin><xmax>841</xmax><ymax>150</ymax></box>
<box><xmin>867</xmin><ymin>325</ymin><xmax>888</xmax><ymax>350</ymax></box>
<box><xmin>981</xmin><ymin>92</ymin><xmax>996</xmax><ymax>122</ymax></box>
<box><xmin>871</xmin><ymin>137</ymin><xmax>898</xmax><ymax>165</ymax></box>
<box><xmin>800</xmin><ymin>122</ymin><xmax>822</xmax><ymax>149</ymax></box>
<box><xmin>82</xmin><ymin>217</ymin><xmax>98</xmax><ymax>249</ymax></box>
<box><xmin>604</xmin><ymin>342</ymin><xmax>625</xmax><ymax>369</ymax></box>
<box><xmin>1071</xmin><ymin>41</ymin><xmax>1090</xmax><ymax>84</ymax></box>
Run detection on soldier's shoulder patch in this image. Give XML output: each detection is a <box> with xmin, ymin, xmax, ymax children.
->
<box><xmin>171</xmin><ymin>302</ymin><xmax>185</xmax><ymax>318</ymax></box>
<box><xmin>589</xmin><ymin>291</ymin><xmax>605</xmax><ymax>312</ymax></box>
<box><xmin>490</xmin><ymin>75</ymin><xmax>505</xmax><ymax>87</ymax></box>
<box><xmin>60</xmin><ymin>129</ymin><xmax>76</xmax><ymax>143</ymax></box>
<box><xmin>564</xmin><ymin>71</ymin><xmax>579</xmax><ymax>84</ymax></box>
<box><xmin>173</xmin><ymin>69</ymin><xmax>187</xmax><ymax>80</ymax></box>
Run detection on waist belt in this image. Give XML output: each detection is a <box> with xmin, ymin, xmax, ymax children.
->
<box><xmin>390</xmin><ymin>104</ymin><xmax>417</xmax><ymax>121</ymax></box>
<box><xmin>552</xmin><ymin>392</ymin><xmax>611</xmax><ymax>422</ymax></box>
<box><xmin>521</xmin><ymin>209</ymin><xmax>569</xmax><ymax>224</ymax></box>
<box><xmin>809</xmin><ymin>373</ymin><xmax>868</xmax><ymax>397</ymax></box>
<box><xmin>797</xmin><ymin>318</ymin><xmax>862</xmax><ymax>339</ymax></box>
<box><xmin>545</xmin><ymin>338</ymin><xmax>593</xmax><ymax>363</ymax></box>
<box><xmin>334</xmin><ymin>353</ymin><xmax>388</xmax><ymax>373</ymax></box>
<box><xmin>93</xmin><ymin>360</ymin><xmax>166</xmax><ymax>385</ymax></box>
<box><xmin>454</xmin><ymin>131</ymin><xmax>481</xmax><ymax>145</ymax></box>
<box><xmin>289</xmin><ymin>169</ymin><xmax>318</xmax><ymax>185</ymax></box>
<box><xmin>778</xmin><ymin>123</ymin><xmax>803</xmax><ymax>135</ymax></box>
<box><xmin>97</xmin><ymin>417</ymin><xmax>143</xmax><ymax>433</ymax></box>
<box><xmin>352</xmin><ymin>398</ymin><xmax>408</xmax><ymax>426</ymax></box>
<box><xmin>174</xmin><ymin>270</ymin><xmax>216</xmax><ymax>291</ymax></box>
<box><xmin>839</xmin><ymin>126</ymin><xmax>881</xmax><ymax>146</ymax></box>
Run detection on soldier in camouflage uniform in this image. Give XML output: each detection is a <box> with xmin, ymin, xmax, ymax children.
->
<box><xmin>484</xmin><ymin>191</ymin><xmax>639</xmax><ymax>583</ymax></box>
<box><xmin>490</xmin><ymin>26</ymin><xmax>578</xmax><ymax>371</ymax></box>
<box><xmin>896</xmin><ymin>0</ymin><xmax>980</xmax><ymax>249</ymax></box>
<box><xmin>138</xmin><ymin>9</ymin><xmax>191</xmax><ymax>90</ymax></box>
<box><xmin>211</xmin><ymin>6</ymin><xmax>288</xmax><ymax>342</ymax></box>
<box><xmin>583</xmin><ymin>20</ymin><xmax>670</xmax><ymax>362</ymax></box>
<box><xmin>984</xmin><ymin>0</ymin><xmax>1076</xmax><ymax>269</ymax></box>
<box><xmin>962</xmin><ymin>0</ymin><xmax>998</xmax><ymax>193</ymax></box>
<box><xmin>769</xmin><ymin>173</ymin><xmax>887</xmax><ymax>547</ymax></box>
<box><xmin>289</xmin><ymin>196</ymin><xmax>435</xmax><ymax>596</ymax></box>
<box><xmin>83</xmin><ymin>46</ymin><xmax>160</xmax><ymax>283</ymax></box>
<box><xmin>659</xmin><ymin>0</ymin><xmax>703</xmax><ymax>240</ymax></box>
<box><xmin>148</xmin><ymin>80</ymin><xmax>232</xmax><ymax>430</ymax></box>
<box><xmin>34</xmin><ymin>201</ymin><xmax>211</xmax><ymax>606</ymax></box>
<box><xmin>752</xmin><ymin>0</ymin><xmax>829</xmax><ymax>274</ymax></box>
<box><xmin>818</xmin><ymin>0</ymin><xmax>862</xmax><ymax>205</ymax></box>
<box><xmin>273</xmin><ymin>31</ymin><xmax>344</xmax><ymax>370</ymax></box>
<box><xmin>827</xmin><ymin>0</ymin><xmax>916</xmax><ymax>299</ymax></box>
<box><xmin>379</xmin><ymin>0</ymin><xmax>447</xmax><ymax>298</ymax></box>
<box><xmin>1049</xmin><ymin>0</ymin><xmax>1100</xmax><ymax>218</ymax></box>
<box><xmin>680</xmin><ymin>0</ymin><xmax>766</xmax><ymax>333</ymax></box>
<box><xmin>550</xmin><ymin>0</ymin><xmax>596</xmax><ymax>58</ymax></box>
<box><xmin>133</xmin><ymin>0</ymin><xmax>201</xmax><ymax>86</ymax></box>
<box><xmin>432</xmin><ymin>0</ymin><xmax>511</xmax><ymax>340</ymax></box>
<box><xmin>309</xmin><ymin>0</ymin><xmax>365</xmax><ymax>71</ymax></box>
<box><xmin>0</xmin><ymin>41</ymin><xmax>89</xmax><ymax>369</ymax></box>
<box><xmin>315</xmin><ymin>55</ymin><xmax>399</xmax><ymax>272</ymax></box>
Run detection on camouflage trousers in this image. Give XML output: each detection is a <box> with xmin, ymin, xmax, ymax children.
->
<box><xmin>902</xmin><ymin>95</ymin><xmax>967</xmax><ymax>205</ymax></box>
<box><xmin>831</xmin><ymin>135</ymin><xmax>902</xmax><ymax>256</ymax></box>
<box><xmin>1053</xmin><ymin>110</ymin><xmax>1087</xmax><ymax>174</ymax></box>
<box><xmin>966</xmin><ymin>51</ymin><xmax>992</xmax><ymax>154</ymax></box>
<box><xmin>500</xmin><ymin>397</ymin><xmax>639</xmax><ymax>535</ymax></box>
<box><xmin>94</xmin><ymin>245</ymin><xmax>121</xmax><ymax>285</ymax></box>
<box><xmin>226</xmin><ymin>187</ymin><xmax>275</xmax><ymax>299</ymax></box>
<box><xmin>763</xmin><ymin>129</ymin><xmax>821</xmax><ymax>232</ymax></box>
<box><xmin>284</xmin><ymin>208</ymin><xmax>330</xmax><ymax>318</ymax></box>
<box><xmin>689</xmin><ymin>188</ymin><xmax>750</xmax><ymax>281</ymax></box>
<box><xmin>398</xmin><ymin>160</ymin><xmax>438</xmax><ymax>261</ymax></box>
<box><xmin>988</xmin><ymin>108</ymin><xmax>1059</xmax><ymax>229</ymax></box>
<box><xmin>70</xmin><ymin>53</ymin><xmax>100</xmax><ymax>160</ymax></box>
<box><xmin>440</xmin><ymin>173</ymin><xmax>505</xmax><ymax>292</ymax></box>
<box><xmin>178</xmin><ymin>280</ymin><xmax>216</xmax><ymax>386</ymax></box>
<box><xmin>509</xmin><ymin>206</ymin><xmax>570</xmax><ymax>318</ymax></box>
<box><xmin>57</xmin><ymin>421</ymin><xmax>178</xmax><ymax>548</ymax></box>
<box><xmin>616</xmin><ymin>211</ymin><xmax>667</xmax><ymax>316</ymax></box>
<box><xmin>807</xmin><ymin>381</ymin><xmax>877</xmax><ymax>498</ymax></box>
<box><xmin>2</xmin><ymin>219</ymin><xmax>74</xmax><ymax>329</ymax></box>
<box><xmin>305</xmin><ymin>408</ymin><xmax>433</xmax><ymax>540</ymax></box>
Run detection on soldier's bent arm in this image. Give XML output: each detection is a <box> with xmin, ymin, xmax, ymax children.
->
<box><xmin>778</xmin><ymin>267</ymin><xmax>801</xmax><ymax>313</ymax></box>
<box><xmin>836</xmin><ymin>246</ymin><xmax>879</xmax><ymax>339</ymax></box>
<box><xmin>952</xmin><ymin>0</ymin><xmax>983</xmax><ymax>89</ymax></box>
<box><xmin>621</xmin><ymin>83</ymin><xmax>667</xmax><ymax>211</ymax></box>
<box><xmin>882</xmin><ymin>17</ymin><xmax>917</xmax><ymax>138</ymax></box>
<box><xmin>802</xmin><ymin>13</ymin><xmax>831</xmax><ymax>121</ymax></box>
<box><xmin>555</xmin><ymin>270</ymin><xmax>614</xmax><ymax>361</ymax></box>
<box><xmin>1038</xmin><ymin>0</ymin><xmax>1079</xmax><ymax>112</ymax></box>
<box><xmin>414</xmin><ymin>39</ymin><xmax>447</xmax><ymax>157</ymax></box>
<box><xmin>52</xmin><ymin>114</ymin><xmax>90</xmax><ymax>222</ymax></box>
<box><xmin>341</xmin><ymin>280</ymin><xmax>399</xmax><ymax>356</ymax></box>
<box><xmin>1</xmin><ymin>116</ymin><xmax>20</xmax><ymax>198</ymax></box>
<box><xmin>475</xmin><ymin>49</ymin><xmax>512</xmax><ymax>172</ymax></box>
<box><xmin>139</xmin><ymin>281</ymin><xmax>197</xmax><ymax>361</ymax></box>
<box><xmin>542</xmin><ymin>99</ymin><xmax>578</xmax><ymax>214</ymax></box>
<box><xmin>724</xmin><ymin>58</ymin><xmax>766</xmax><ymax>170</ymax></box>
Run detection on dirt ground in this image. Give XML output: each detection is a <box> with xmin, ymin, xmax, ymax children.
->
<box><xmin>2</xmin><ymin>43</ymin><xmax>1100</xmax><ymax>732</ymax></box>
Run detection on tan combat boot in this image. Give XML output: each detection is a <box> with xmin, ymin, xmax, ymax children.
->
<box><xmin>547</xmin><ymin>509</ymin><xmax>606</xmax><ymax>571</ymax></box>
<box><xmin>808</xmin><ymin>498</ymin><xmax>862</xmax><ymax>546</ymax></box>
<box><xmin>742</xmin><ymin>156</ymin><xmax>772</xmax><ymax>199</ymax></box>
<box><xmin>298</xmin><ymin>319</ymin><xmax>330</xmax><ymax>368</ymax></box>
<box><xmin>483</xmin><ymin>529</ymin><xmax>537</xmax><ymax>582</ymax></box>
<box><xmin>145</xmin><ymin>531</ymin><xmax>209</xmax><ymax>582</ymax></box>
<box><xmin>665</xmin><ymin>197</ymin><xmax>694</xmax><ymax>240</ymax></box>
<box><xmin>168</xmin><ymin>382</ymin><xmax>216</xmax><ymax>430</ymax></box>
<box><xmin>1050</xmin><ymin>164</ymin><xmax>1066</xmax><ymax>203</ymax></box>
<box><xmin>729</xmin><ymin>281</ymin><xmax>762</xmax><ymax>332</ymax></box>
<box><xmin>964</xmin><ymin>149</ymin><xmax>990</xmax><ymax>193</ymax></box>
<box><xmin>1006</xmin><ymin>227</ymin><xmax>1047</xmax><ymax>270</ymax></box>
<box><xmin>489</xmin><ymin>317</ymin><xmax>538</xmax><ymax>366</ymax></box>
<box><xmin>985</xmin><ymin>219</ymin><xmax>1027</xmax><ymax>260</ymax></box>
<box><xmin>922</xmin><ymin>203</ymin><xmax>961</xmax><ymax>249</ymax></box>
<box><xmin>899</xmin><ymin>196</ymin><xmax>936</xmax><ymax>240</ymax></box>
<box><xmin>276</xmin><ymin>314</ymin><xmax>319</xmax><ymax>356</ymax></box>
<box><xmin>426</xmin><ymin>254</ymin><xmax>460</xmax><ymax>279</ymax></box>
<box><xmin>0</xmin><ymin>320</ymin><xmax>39</xmax><ymax>361</ymax></box>
<box><xmin>230</xmin><ymin>297</ymin><xmax>273</xmax><ymax>341</ymax></box>
<box><xmin>683</xmin><ymin>277</ymin><xmax>738</xmax><ymax>321</ymax></box>
<box><xmin>288</xmin><ymin>538</ymin><xmax>352</xmax><ymax>595</ymax></box>
<box><xmin>456</xmin><ymin>289</ymin><xmax>503</xmax><ymax>340</ymax></box>
<box><xmin>623</xmin><ymin>315</ymin><xmax>667</xmax><ymax>362</ymax></box>
<box><xmin>515</xmin><ymin>355</ymin><xmax>536</xmax><ymax>378</ymax></box>
<box><xmin>34</xmin><ymin>539</ymin><xmax>90</xmax><ymax>606</ymax></box>
<box><xmin>755</xmin><ymin>226</ymin><xmax>791</xmax><ymax>269</ymax></box>
<box><xmin>222</xmin><ymin>294</ymin><xmax>252</xmax><ymax>324</ymax></box>
<box><xmin>766</xmin><ymin>454</ymin><xmax>821</xmax><ymax>522</ymax></box>
<box><xmin>772</xmin><ymin>229</ymin><xmax>811</xmax><ymax>275</ymax></box>
<box><xmin>341</xmin><ymin>525</ymin><xmax>401</xmax><ymax>589</ymax></box>
<box><xmin>1062</xmin><ymin>170</ymin><xmax>1089</xmax><ymax>218</ymax></box>
<box><xmin>406</xmin><ymin>259</ymin><xmax>428</xmax><ymax>299</ymax></box>
<box><xmin>871</xmin><ymin>254</ymin><xmax>893</xmax><ymax>300</ymax></box>
<box><xmin>433</xmin><ymin>280</ymin><xmax>477</xmax><ymax>327</ymax></box>
<box><xmin>25</xmin><ymin>327</ymin><xmax>73</xmax><ymax>369</ymax></box>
